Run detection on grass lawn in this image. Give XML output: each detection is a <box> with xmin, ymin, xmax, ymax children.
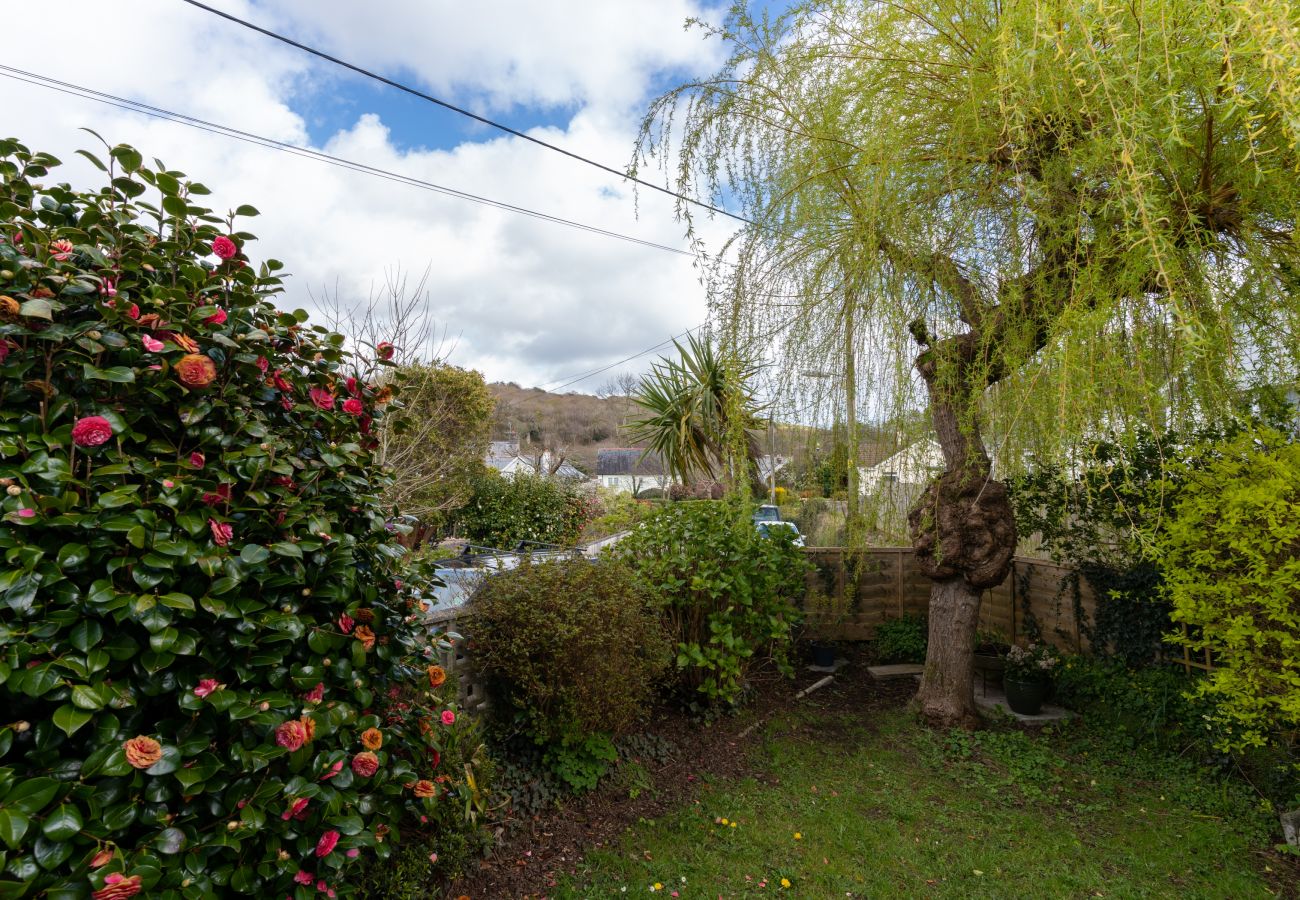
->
<box><xmin>555</xmin><ymin>707</ymin><xmax>1279</xmax><ymax>899</ymax></box>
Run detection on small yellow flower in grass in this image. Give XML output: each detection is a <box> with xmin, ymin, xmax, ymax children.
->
<box><xmin>730</xmin><ymin>822</ymin><xmax>737</xmax><ymax>828</ymax></box>
<box><xmin>973</xmin><ymin>869</ymin><xmax>984</xmax><ymax>876</ymax></box>
<box><xmin>794</xmin><ymin>832</ymin><xmax>802</xmax><ymax>840</ymax></box>
<box><xmin>652</xmin><ymin>883</ymin><xmax>663</xmax><ymax>891</ymax></box>
<box><xmin>781</xmin><ymin>878</ymin><xmax>792</xmax><ymax>888</ymax></box>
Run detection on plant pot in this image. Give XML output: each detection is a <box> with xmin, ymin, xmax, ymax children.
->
<box><xmin>810</xmin><ymin>641</ymin><xmax>837</xmax><ymax>668</ymax></box>
<box><xmin>1003</xmin><ymin>678</ymin><xmax>1051</xmax><ymax>715</ymax></box>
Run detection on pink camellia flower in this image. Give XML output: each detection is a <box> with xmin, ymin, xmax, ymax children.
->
<box><xmin>303</xmin><ymin>682</ymin><xmax>324</xmax><ymax>704</ymax></box>
<box><xmin>351</xmin><ymin>751</ymin><xmax>380</xmax><ymax>778</ymax></box>
<box><xmin>208</xmin><ymin>518</ymin><xmax>233</xmax><ymax>547</ymax></box>
<box><xmin>256</xmin><ymin>356</ymin><xmax>269</xmax><ymax>375</ymax></box>
<box><xmin>293</xmin><ymin>871</ymin><xmax>313</xmax><ymax>886</ymax></box>
<box><xmin>320</xmin><ymin>759</ymin><xmax>344</xmax><ymax>781</ymax></box>
<box><xmin>16</xmin><ymin>508</ymin><xmax>35</xmax><ymax>519</ymax></box>
<box><xmin>338</xmin><ymin>613</ymin><xmax>354</xmax><ymax>635</ymax></box>
<box><xmin>271</xmin><ymin>369</ymin><xmax>291</xmax><ymax>392</ymax></box>
<box><xmin>89</xmin><ymin>849</ymin><xmax>113</xmax><ymax>869</ymax></box>
<box><xmin>193</xmin><ymin>678</ymin><xmax>220</xmax><ymax>698</ymax></box>
<box><xmin>0</xmin><ymin>339</ymin><xmax>14</xmax><ymax>363</ymax></box>
<box><xmin>204</xmin><ymin>307</ymin><xmax>228</xmax><ymax>326</ymax></box>
<box><xmin>49</xmin><ymin>239</ymin><xmax>74</xmax><ymax>261</ymax></box>
<box><xmin>162</xmin><ymin>479</ymin><xmax>175</xmax><ymax>489</ymax></box>
<box><xmin>211</xmin><ymin>235</ymin><xmax>238</xmax><ymax>260</ymax></box>
<box><xmin>376</xmin><ymin>341</ymin><xmax>394</xmax><ymax>360</ymax></box>
<box><xmin>201</xmin><ymin>483</ymin><xmax>232</xmax><ymax>506</ymax></box>
<box><xmin>190</xmin><ymin>451</ymin><xmax>205</xmax><ymax>469</ymax></box>
<box><xmin>440</xmin><ymin>710</ymin><xmax>456</xmax><ymax>726</ymax></box>
<box><xmin>71</xmin><ymin>416</ymin><xmax>114</xmax><ymax>447</ymax></box>
<box><xmin>280</xmin><ymin>797</ymin><xmax>309</xmax><ymax>821</ymax></box>
<box><xmin>315</xmin><ymin>830</ymin><xmax>340</xmax><ymax>858</ymax></box>
<box><xmin>126</xmin><ymin>303</ymin><xmax>140</xmax><ymax>319</ymax></box>
<box><xmin>309</xmin><ymin>387</ymin><xmax>335</xmax><ymax>411</ymax></box>
<box><xmin>345</xmin><ymin>377</ymin><xmax>361</xmax><ymax>397</ymax></box>
<box><xmin>275</xmin><ymin>720</ymin><xmax>309</xmax><ymax>752</ymax></box>
<box><xmin>346</xmin><ymin>849</ymin><xmax>360</xmax><ymax>859</ymax></box>
<box><xmin>98</xmin><ymin>276</ymin><xmax>117</xmax><ymax>298</ymax></box>
<box><xmin>142</xmin><ymin>334</ymin><xmax>164</xmax><ymax>353</ymax></box>
<box><xmin>342</xmin><ymin>398</ymin><xmax>363</xmax><ymax>416</ymax></box>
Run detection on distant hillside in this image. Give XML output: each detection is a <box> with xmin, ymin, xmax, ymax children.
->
<box><xmin>487</xmin><ymin>383</ymin><xmax>637</xmax><ymax>477</ymax></box>
<box><xmin>485</xmin><ymin>382</ymin><xmax>870</xmax><ymax>482</ymax></box>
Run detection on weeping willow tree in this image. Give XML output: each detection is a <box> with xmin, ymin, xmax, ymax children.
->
<box><xmin>636</xmin><ymin>0</ymin><xmax>1300</xmax><ymax>726</ymax></box>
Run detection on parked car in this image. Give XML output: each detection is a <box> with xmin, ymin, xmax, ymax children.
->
<box><xmin>756</xmin><ymin>520</ymin><xmax>805</xmax><ymax>547</ymax></box>
<box><xmin>753</xmin><ymin>504</ymin><xmax>782</xmax><ymax>524</ymax></box>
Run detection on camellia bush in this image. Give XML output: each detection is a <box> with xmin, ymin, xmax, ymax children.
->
<box><xmin>0</xmin><ymin>139</ymin><xmax>486</xmax><ymax>898</ymax></box>
<box><xmin>615</xmin><ymin>500</ymin><xmax>807</xmax><ymax>705</ymax></box>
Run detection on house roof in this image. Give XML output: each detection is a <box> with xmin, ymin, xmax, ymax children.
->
<box><xmin>596</xmin><ymin>448</ymin><xmax>666</xmax><ymax>477</ymax></box>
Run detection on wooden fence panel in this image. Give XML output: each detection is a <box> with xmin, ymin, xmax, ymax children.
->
<box><xmin>800</xmin><ymin>547</ymin><xmax>1101</xmax><ymax>656</ymax></box>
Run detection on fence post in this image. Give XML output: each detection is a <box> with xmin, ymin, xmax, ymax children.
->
<box><xmin>896</xmin><ymin>551</ymin><xmax>903</xmax><ymax>617</ymax></box>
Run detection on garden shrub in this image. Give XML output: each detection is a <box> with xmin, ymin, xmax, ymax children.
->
<box><xmin>0</xmin><ymin>140</ymin><xmax>486</xmax><ymax>898</ymax></box>
<box><xmin>454</xmin><ymin>471</ymin><xmax>594</xmax><ymax>549</ymax></box>
<box><xmin>1159</xmin><ymin>428</ymin><xmax>1300</xmax><ymax>754</ymax></box>
<box><xmin>616</xmin><ymin>501</ymin><xmax>807</xmax><ymax>705</ymax></box>
<box><xmin>465</xmin><ymin>556</ymin><xmax>670</xmax><ymax>790</ymax></box>
<box><xmin>873</xmin><ymin>614</ymin><xmax>928</xmax><ymax>664</ymax></box>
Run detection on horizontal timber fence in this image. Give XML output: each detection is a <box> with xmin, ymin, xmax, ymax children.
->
<box><xmin>801</xmin><ymin>547</ymin><xmax>1098</xmax><ymax>654</ymax></box>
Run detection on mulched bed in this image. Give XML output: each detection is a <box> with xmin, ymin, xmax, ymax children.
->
<box><xmin>448</xmin><ymin>645</ymin><xmax>916</xmax><ymax>899</ymax></box>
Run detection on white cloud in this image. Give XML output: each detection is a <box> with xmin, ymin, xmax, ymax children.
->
<box><xmin>259</xmin><ymin>0</ymin><xmax>724</xmax><ymax>116</ymax></box>
<box><xmin>1</xmin><ymin>0</ymin><xmax>737</xmax><ymax>388</ymax></box>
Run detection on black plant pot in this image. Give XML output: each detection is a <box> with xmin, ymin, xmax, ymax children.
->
<box><xmin>1003</xmin><ymin>678</ymin><xmax>1051</xmax><ymax>715</ymax></box>
<box><xmin>810</xmin><ymin>641</ymin><xmax>837</xmax><ymax>668</ymax></box>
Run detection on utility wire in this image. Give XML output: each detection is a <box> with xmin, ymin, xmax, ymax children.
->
<box><xmin>178</xmin><ymin>0</ymin><xmax>755</xmax><ymax>227</ymax></box>
<box><xmin>542</xmin><ymin>324</ymin><xmax>705</xmax><ymax>392</ymax></box>
<box><xmin>0</xmin><ymin>65</ymin><xmax>698</xmax><ymax>258</ymax></box>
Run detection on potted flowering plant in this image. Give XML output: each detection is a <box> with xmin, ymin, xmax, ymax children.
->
<box><xmin>1002</xmin><ymin>643</ymin><xmax>1060</xmax><ymax>714</ymax></box>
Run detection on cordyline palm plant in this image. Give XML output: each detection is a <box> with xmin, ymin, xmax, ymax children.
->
<box><xmin>627</xmin><ymin>332</ymin><xmax>765</xmax><ymax>489</ymax></box>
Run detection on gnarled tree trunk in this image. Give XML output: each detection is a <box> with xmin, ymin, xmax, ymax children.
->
<box><xmin>908</xmin><ymin>336</ymin><xmax>1017</xmax><ymax>728</ymax></box>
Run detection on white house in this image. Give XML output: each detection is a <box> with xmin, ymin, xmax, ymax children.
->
<box><xmin>595</xmin><ymin>448</ymin><xmax>674</xmax><ymax>496</ymax></box>
<box><xmin>485</xmin><ymin>440</ymin><xmax>585</xmax><ymax>481</ymax></box>
<box><xmin>858</xmin><ymin>439</ymin><xmax>945</xmax><ymax>493</ymax></box>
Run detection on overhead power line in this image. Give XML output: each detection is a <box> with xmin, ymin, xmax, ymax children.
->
<box><xmin>178</xmin><ymin>0</ymin><xmax>755</xmax><ymax>227</ymax></box>
<box><xmin>0</xmin><ymin>65</ymin><xmax>697</xmax><ymax>258</ymax></box>
<box><xmin>542</xmin><ymin>324</ymin><xmax>705</xmax><ymax>392</ymax></box>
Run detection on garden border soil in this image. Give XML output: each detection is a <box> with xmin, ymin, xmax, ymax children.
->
<box><xmin>449</xmin><ymin>645</ymin><xmax>914</xmax><ymax>899</ymax></box>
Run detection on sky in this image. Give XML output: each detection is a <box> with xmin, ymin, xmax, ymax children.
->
<box><xmin>1</xmin><ymin>0</ymin><xmax>744</xmax><ymax>390</ymax></box>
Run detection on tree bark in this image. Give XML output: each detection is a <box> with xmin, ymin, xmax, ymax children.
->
<box><xmin>908</xmin><ymin>335</ymin><xmax>1017</xmax><ymax>728</ymax></box>
<box><xmin>915</xmin><ymin>577</ymin><xmax>984</xmax><ymax>728</ymax></box>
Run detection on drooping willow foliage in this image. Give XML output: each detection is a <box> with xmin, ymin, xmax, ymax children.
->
<box><xmin>636</xmin><ymin>0</ymin><xmax>1300</xmax><ymax>490</ymax></box>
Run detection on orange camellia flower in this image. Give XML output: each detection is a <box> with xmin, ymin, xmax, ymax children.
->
<box><xmin>122</xmin><ymin>736</ymin><xmax>163</xmax><ymax>769</ymax></box>
<box><xmin>373</xmin><ymin>385</ymin><xmax>393</xmax><ymax>404</ymax></box>
<box><xmin>164</xmin><ymin>332</ymin><xmax>200</xmax><ymax>353</ymax></box>
<box><xmin>176</xmin><ymin>353</ymin><xmax>217</xmax><ymax>388</ymax></box>
<box><xmin>426</xmin><ymin>665</ymin><xmax>447</xmax><ymax>688</ymax></box>
<box><xmin>0</xmin><ymin>295</ymin><xmax>20</xmax><ymax>321</ymax></box>
<box><xmin>91</xmin><ymin>873</ymin><xmax>142</xmax><ymax>900</ymax></box>
<box><xmin>354</xmin><ymin>625</ymin><xmax>375</xmax><ymax>651</ymax></box>
<box><xmin>299</xmin><ymin>715</ymin><xmax>317</xmax><ymax>743</ymax></box>
<box><xmin>360</xmin><ymin>727</ymin><xmax>383</xmax><ymax>751</ymax></box>
<box><xmin>353</xmin><ymin>608</ymin><xmax>375</xmax><ymax>624</ymax></box>
<box><xmin>412</xmin><ymin>779</ymin><xmax>437</xmax><ymax>798</ymax></box>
